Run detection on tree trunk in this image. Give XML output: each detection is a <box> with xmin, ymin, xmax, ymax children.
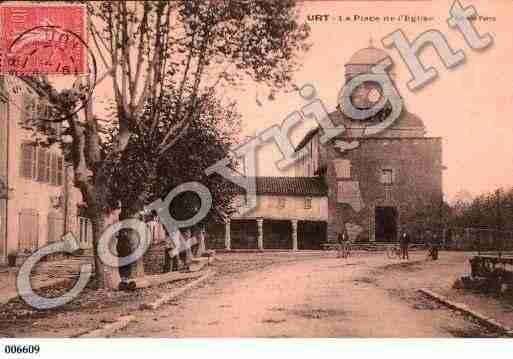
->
<box><xmin>91</xmin><ymin>212</ymin><xmax>121</xmax><ymax>289</ymax></box>
<box><xmin>163</xmin><ymin>249</ymin><xmax>171</xmax><ymax>273</ymax></box>
<box><xmin>117</xmin><ymin>204</ymin><xmax>146</xmax><ymax>279</ymax></box>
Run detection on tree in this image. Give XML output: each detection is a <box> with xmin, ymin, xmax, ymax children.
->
<box><xmin>400</xmin><ymin>194</ymin><xmax>450</xmax><ymax>240</ymax></box>
<box><xmin>105</xmin><ymin>90</ymin><xmax>241</xmax><ymax>276</ymax></box>
<box><xmin>449</xmin><ymin>187</ymin><xmax>513</xmax><ymax>231</ymax></box>
<box><xmin>14</xmin><ymin>0</ymin><xmax>310</xmax><ymax>288</ymax></box>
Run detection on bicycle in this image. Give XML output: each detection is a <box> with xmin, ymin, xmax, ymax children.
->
<box><xmin>426</xmin><ymin>243</ymin><xmax>439</xmax><ymax>260</ymax></box>
<box><xmin>386</xmin><ymin>243</ymin><xmax>401</xmax><ymax>259</ymax></box>
<box><xmin>337</xmin><ymin>242</ymin><xmax>352</xmax><ymax>258</ymax></box>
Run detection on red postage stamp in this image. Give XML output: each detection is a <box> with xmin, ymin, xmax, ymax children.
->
<box><xmin>0</xmin><ymin>4</ymin><xmax>86</xmax><ymax>75</ymax></box>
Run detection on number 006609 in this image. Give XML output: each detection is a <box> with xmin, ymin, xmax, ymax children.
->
<box><xmin>4</xmin><ymin>344</ymin><xmax>40</xmax><ymax>354</ymax></box>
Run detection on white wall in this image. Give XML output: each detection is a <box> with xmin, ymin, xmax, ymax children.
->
<box><xmin>5</xmin><ymin>84</ymin><xmax>84</xmax><ymax>254</ymax></box>
<box><xmin>231</xmin><ymin>194</ymin><xmax>327</xmax><ymax>222</ymax></box>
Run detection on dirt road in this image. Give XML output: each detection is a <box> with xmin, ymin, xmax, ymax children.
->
<box><xmin>116</xmin><ymin>253</ymin><xmax>489</xmax><ymax>337</ymax></box>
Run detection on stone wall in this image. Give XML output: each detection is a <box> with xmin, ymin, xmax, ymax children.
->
<box><xmin>142</xmin><ymin>241</ymin><xmax>167</xmax><ymax>275</ymax></box>
<box><xmin>325</xmin><ymin>137</ymin><xmax>443</xmax><ymax>244</ymax></box>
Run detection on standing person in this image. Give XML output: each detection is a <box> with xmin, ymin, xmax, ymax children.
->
<box><xmin>400</xmin><ymin>230</ymin><xmax>410</xmax><ymax>260</ymax></box>
<box><xmin>163</xmin><ymin>228</ymin><xmax>180</xmax><ymax>272</ymax></box>
<box><xmin>337</xmin><ymin>229</ymin><xmax>349</xmax><ymax>258</ymax></box>
<box><xmin>163</xmin><ymin>227</ymin><xmax>179</xmax><ymax>272</ymax></box>
<box><xmin>336</xmin><ymin>231</ymin><xmax>344</xmax><ymax>258</ymax></box>
<box><xmin>179</xmin><ymin>229</ymin><xmax>193</xmax><ymax>272</ymax></box>
<box><xmin>430</xmin><ymin>233</ymin><xmax>440</xmax><ymax>260</ymax></box>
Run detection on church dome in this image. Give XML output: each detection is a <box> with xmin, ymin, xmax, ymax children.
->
<box><xmin>346</xmin><ymin>46</ymin><xmax>389</xmax><ymax>65</ymax></box>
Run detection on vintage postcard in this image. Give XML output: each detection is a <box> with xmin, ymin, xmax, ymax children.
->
<box><xmin>0</xmin><ymin>0</ymin><xmax>512</xmax><ymax>355</ymax></box>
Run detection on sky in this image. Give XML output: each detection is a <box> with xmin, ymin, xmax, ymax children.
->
<box><xmin>222</xmin><ymin>0</ymin><xmax>513</xmax><ymax>202</ymax></box>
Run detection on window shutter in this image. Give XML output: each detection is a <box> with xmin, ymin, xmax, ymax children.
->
<box><xmin>334</xmin><ymin>159</ymin><xmax>351</xmax><ymax>178</ymax></box>
<box><xmin>52</xmin><ymin>121</ymin><xmax>62</xmax><ymax>136</ymax></box>
<box><xmin>50</xmin><ymin>153</ymin><xmax>56</xmax><ymax>185</ymax></box>
<box><xmin>278</xmin><ymin>198</ymin><xmax>286</xmax><ymax>209</ymax></box>
<box><xmin>56</xmin><ymin>156</ymin><xmax>63</xmax><ymax>186</ymax></box>
<box><xmin>21</xmin><ymin>144</ymin><xmax>35</xmax><ymax>179</ymax></box>
<box><xmin>50</xmin><ymin>153</ymin><xmax>60</xmax><ymax>185</ymax></box>
<box><xmin>380</xmin><ymin>168</ymin><xmax>394</xmax><ymax>185</ymax></box>
<box><xmin>21</xmin><ymin>96</ymin><xmax>29</xmax><ymax>126</ymax></box>
<box><xmin>25</xmin><ymin>97</ymin><xmax>36</xmax><ymax>127</ymax></box>
<box><xmin>37</xmin><ymin>147</ymin><xmax>46</xmax><ymax>182</ymax></box>
<box><xmin>304</xmin><ymin>197</ymin><xmax>312</xmax><ymax>209</ymax></box>
<box><xmin>45</xmin><ymin>151</ymin><xmax>51</xmax><ymax>183</ymax></box>
<box><xmin>36</xmin><ymin>101</ymin><xmax>44</xmax><ymax>119</ymax></box>
<box><xmin>380</xmin><ymin>171</ymin><xmax>387</xmax><ymax>184</ymax></box>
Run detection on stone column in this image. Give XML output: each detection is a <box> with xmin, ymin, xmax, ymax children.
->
<box><xmin>106</xmin><ymin>235</ymin><xmax>121</xmax><ymax>288</ymax></box>
<box><xmin>225</xmin><ymin>220</ymin><xmax>231</xmax><ymax>250</ymax></box>
<box><xmin>184</xmin><ymin>229</ymin><xmax>193</xmax><ymax>266</ymax></box>
<box><xmin>291</xmin><ymin>219</ymin><xmax>298</xmax><ymax>251</ymax></box>
<box><xmin>197</xmin><ymin>227</ymin><xmax>206</xmax><ymax>257</ymax></box>
<box><xmin>257</xmin><ymin>218</ymin><xmax>264</xmax><ymax>251</ymax></box>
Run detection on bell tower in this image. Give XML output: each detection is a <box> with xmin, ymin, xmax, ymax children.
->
<box><xmin>341</xmin><ymin>40</ymin><xmax>400</xmax><ymax>119</ymax></box>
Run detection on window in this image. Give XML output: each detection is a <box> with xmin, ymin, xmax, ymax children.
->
<box><xmin>56</xmin><ymin>156</ymin><xmax>64</xmax><ymax>186</ymax></box>
<box><xmin>385</xmin><ymin>187</ymin><xmax>392</xmax><ymax>201</ymax></box>
<box><xmin>22</xmin><ymin>97</ymin><xmax>36</xmax><ymax>127</ymax></box>
<box><xmin>50</xmin><ymin>153</ymin><xmax>64</xmax><ymax>186</ymax></box>
<box><xmin>334</xmin><ymin>159</ymin><xmax>351</xmax><ymax>178</ymax></box>
<box><xmin>36</xmin><ymin>101</ymin><xmax>46</xmax><ymax>119</ymax></box>
<box><xmin>21</xmin><ymin>143</ymin><xmax>36</xmax><ymax>179</ymax></box>
<box><xmin>20</xmin><ymin>143</ymin><xmax>64</xmax><ymax>185</ymax></box>
<box><xmin>278</xmin><ymin>198</ymin><xmax>286</xmax><ymax>209</ymax></box>
<box><xmin>23</xmin><ymin>97</ymin><xmax>60</xmax><ymax>133</ymax></box>
<box><xmin>36</xmin><ymin>147</ymin><xmax>45</xmax><ymax>181</ymax></box>
<box><xmin>304</xmin><ymin>197</ymin><xmax>312</xmax><ymax>209</ymax></box>
<box><xmin>36</xmin><ymin>147</ymin><xmax>50</xmax><ymax>183</ymax></box>
<box><xmin>381</xmin><ymin>168</ymin><xmax>394</xmax><ymax>185</ymax></box>
<box><xmin>242</xmin><ymin>194</ymin><xmax>256</xmax><ymax>208</ymax></box>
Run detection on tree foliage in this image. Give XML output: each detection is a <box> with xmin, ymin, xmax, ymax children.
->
<box><xmin>104</xmin><ymin>89</ymin><xmax>241</xmax><ymax>225</ymax></box>
<box><xmin>12</xmin><ymin>0</ymin><xmax>310</xmax><ymax>287</ymax></box>
<box><xmin>449</xmin><ymin>188</ymin><xmax>513</xmax><ymax>230</ymax></box>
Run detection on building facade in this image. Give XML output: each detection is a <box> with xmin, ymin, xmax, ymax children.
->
<box><xmin>211</xmin><ymin>45</ymin><xmax>444</xmax><ymax>250</ymax></box>
<box><xmin>0</xmin><ymin>77</ymin><xmax>91</xmax><ymax>264</ymax></box>
<box><xmin>209</xmin><ymin>177</ymin><xmax>328</xmax><ymax>250</ymax></box>
<box><xmin>296</xmin><ymin>45</ymin><xmax>443</xmax><ymax>246</ymax></box>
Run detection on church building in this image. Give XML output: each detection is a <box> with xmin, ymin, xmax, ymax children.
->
<box><xmin>211</xmin><ymin>44</ymin><xmax>444</xmax><ymax>250</ymax></box>
<box><xmin>296</xmin><ymin>44</ymin><xmax>443</xmax><ymax>246</ymax></box>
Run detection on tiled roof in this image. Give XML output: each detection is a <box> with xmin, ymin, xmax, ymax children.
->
<box><xmin>229</xmin><ymin>177</ymin><xmax>327</xmax><ymax>197</ymax></box>
<box><xmin>329</xmin><ymin>109</ymin><xmax>425</xmax><ymax>129</ymax></box>
<box><xmin>295</xmin><ymin>109</ymin><xmax>426</xmax><ymax>152</ymax></box>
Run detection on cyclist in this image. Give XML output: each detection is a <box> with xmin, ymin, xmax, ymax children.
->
<box><xmin>399</xmin><ymin>230</ymin><xmax>410</xmax><ymax>260</ymax></box>
<box><xmin>428</xmin><ymin>233</ymin><xmax>440</xmax><ymax>260</ymax></box>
